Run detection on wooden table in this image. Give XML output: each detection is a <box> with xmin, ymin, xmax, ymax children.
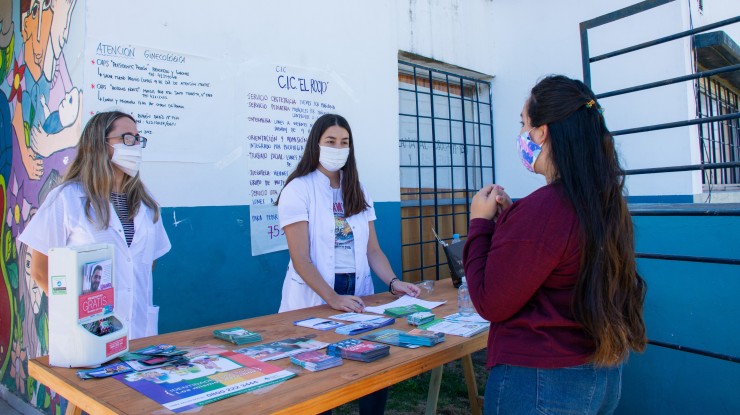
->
<box><xmin>29</xmin><ymin>283</ymin><xmax>487</xmax><ymax>414</ymax></box>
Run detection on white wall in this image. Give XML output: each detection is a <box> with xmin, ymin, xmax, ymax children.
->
<box><xmin>80</xmin><ymin>0</ymin><xmax>738</xmax><ymax>207</ymax></box>
<box><xmin>486</xmin><ymin>0</ymin><xmax>710</xmax><ymax>199</ymax></box>
<box><xmin>83</xmin><ymin>0</ymin><xmax>402</xmax><ymax>206</ymax></box>
<box><xmin>396</xmin><ymin>0</ymin><xmax>496</xmax><ymax>76</ymax></box>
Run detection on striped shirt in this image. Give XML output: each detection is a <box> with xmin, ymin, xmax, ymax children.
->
<box><xmin>111</xmin><ymin>192</ymin><xmax>135</xmax><ymax>247</ymax></box>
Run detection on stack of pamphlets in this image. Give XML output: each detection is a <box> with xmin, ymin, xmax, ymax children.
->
<box><xmin>360</xmin><ymin>329</ymin><xmax>420</xmax><ymax>349</ymax></box>
<box><xmin>294</xmin><ymin>317</ymin><xmax>345</xmax><ymax>331</ymax></box>
<box><xmin>398</xmin><ymin>329</ymin><xmax>445</xmax><ymax>346</ymax></box>
<box><xmin>213</xmin><ymin>327</ymin><xmax>262</xmax><ymax>345</ymax></box>
<box><xmin>418</xmin><ymin>319</ymin><xmax>489</xmax><ymax>337</ymax></box>
<box><xmin>335</xmin><ymin>317</ymin><xmax>395</xmax><ymax>335</ymax></box>
<box><xmin>407</xmin><ymin>311</ymin><xmax>435</xmax><ymax>326</ymax></box>
<box><xmin>327</xmin><ymin>339</ymin><xmax>390</xmax><ymax>362</ymax></box>
<box><xmin>117</xmin><ymin>344</ymin><xmax>190</xmax><ymax>372</ymax></box>
<box><xmin>290</xmin><ymin>351</ymin><xmax>343</xmax><ymax>372</ymax></box>
<box><xmin>234</xmin><ymin>336</ymin><xmax>329</xmax><ymax>361</ymax></box>
<box><xmin>384</xmin><ymin>304</ymin><xmax>431</xmax><ymax>318</ymax></box>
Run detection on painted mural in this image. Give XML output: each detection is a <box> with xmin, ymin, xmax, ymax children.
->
<box><xmin>0</xmin><ymin>0</ymin><xmax>81</xmax><ymax>412</ymax></box>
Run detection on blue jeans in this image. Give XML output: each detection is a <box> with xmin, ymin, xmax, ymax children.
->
<box><xmin>334</xmin><ymin>273</ymin><xmax>356</xmax><ymax>296</ymax></box>
<box><xmin>484</xmin><ymin>364</ymin><xmax>622</xmax><ymax>415</ymax></box>
<box><xmin>324</xmin><ymin>273</ymin><xmax>387</xmax><ymax>415</ymax></box>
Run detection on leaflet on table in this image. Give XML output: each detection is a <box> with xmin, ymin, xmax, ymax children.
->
<box><xmin>234</xmin><ymin>336</ymin><xmax>329</xmax><ymax>361</ymax></box>
<box><xmin>77</xmin><ymin>361</ymin><xmax>133</xmax><ymax>379</ymax></box>
<box><xmin>335</xmin><ymin>317</ymin><xmax>395</xmax><ymax>335</ymax></box>
<box><xmin>418</xmin><ymin>319</ymin><xmax>489</xmax><ymax>337</ymax></box>
<box><xmin>364</xmin><ymin>295</ymin><xmax>446</xmax><ymax>315</ymax></box>
<box><xmin>443</xmin><ymin>312</ymin><xmax>489</xmax><ymax>324</ymax></box>
<box><xmin>114</xmin><ymin>350</ymin><xmax>295</xmax><ymax>413</ymax></box>
<box><xmin>294</xmin><ymin>317</ymin><xmax>345</xmax><ymax>331</ymax></box>
<box><xmin>329</xmin><ymin>312</ymin><xmax>389</xmax><ymax>322</ymax></box>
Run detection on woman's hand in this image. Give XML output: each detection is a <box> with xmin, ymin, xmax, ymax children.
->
<box><xmin>391</xmin><ymin>280</ymin><xmax>421</xmax><ymax>297</ymax></box>
<box><xmin>493</xmin><ymin>188</ymin><xmax>512</xmax><ymax>220</ymax></box>
<box><xmin>471</xmin><ymin>184</ymin><xmax>507</xmax><ymax>220</ymax></box>
<box><xmin>328</xmin><ymin>294</ymin><xmax>366</xmax><ymax>313</ymax></box>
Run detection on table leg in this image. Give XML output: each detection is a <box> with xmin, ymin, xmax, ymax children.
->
<box><xmin>425</xmin><ymin>365</ymin><xmax>444</xmax><ymax>415</ymax></box>
<box><xmin>461</xmin><ymin>354</ymin><xmax>482</xmax><ymax>415</ymax></box>
<box><xmin>64</xmin><ymin>402</ymin><xmax>82</xmax><ymax>415</ymax></box>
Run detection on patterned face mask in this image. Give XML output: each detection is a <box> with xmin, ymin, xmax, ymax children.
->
<box><xmin>516</xmin><ymin>129</ymin><xmax>542</xmax><ymax>173</ymax></box>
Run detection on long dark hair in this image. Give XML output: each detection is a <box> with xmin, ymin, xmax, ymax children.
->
<box><xmin>527</xmin><ymin>75</ymin><xmax>647</xmax><ymax>366</ymax></box>
<box><xmin>276</xmin><ymin>113</ymin><xmax>369</xmax><ymax>217</ymax></box>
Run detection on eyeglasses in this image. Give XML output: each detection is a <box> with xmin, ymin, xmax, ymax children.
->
<box><xmin>106</xmin><ymin>134</ymin><xmax>148</xmax><ymax>148</ymax></box>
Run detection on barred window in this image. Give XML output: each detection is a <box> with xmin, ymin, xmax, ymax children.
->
<box><xmin>398</xmin><ymin>61</ymin><xmax>494</xmax><ymax>282</ymax></box>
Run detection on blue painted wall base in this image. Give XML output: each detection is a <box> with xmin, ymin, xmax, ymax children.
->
<box><xmin>155</xmin><ymin>202</ymin><xmax>402</xmax><ymax>334</ymax></box>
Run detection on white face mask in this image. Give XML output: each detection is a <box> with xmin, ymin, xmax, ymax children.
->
<box><xmin>319</xmin><ymin>145</ymin><xmax>350</xmax><ymax>172</ymax></box>
<box><xmin>109</xmin><ymin>143</ymin><xmax>142</xmax><ymax>177</ymax></box>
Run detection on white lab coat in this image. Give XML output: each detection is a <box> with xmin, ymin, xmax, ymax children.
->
<box><xmin>18</xmin><ymin>182</ymin><xmax>171</xmax><ymax>339</ymax></box>
<box><xmin>277</xmin><ymin>170</ymin><xmax>376</xmax><ymax>312</ymax></box>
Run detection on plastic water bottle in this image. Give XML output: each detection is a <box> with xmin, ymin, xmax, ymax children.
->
<box><xmin>457</xmin><ymin>277</ymin><xmax>474</xmax><ymax>316</ymax></box>
<box><xmin>451</xmin><ymin>233</ymin><xmax>461</xmax><ymax>245</ymax></box>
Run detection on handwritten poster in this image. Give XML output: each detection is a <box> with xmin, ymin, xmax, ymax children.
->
<box><xmin>245</xmin><ymin>64</ymin><xmax>345</xmax><ymax>255</ymax></box>
<box><xmin>84</xmin><ymin>41</ymin><xmax>226</xmax><ymax>162</ymax></box>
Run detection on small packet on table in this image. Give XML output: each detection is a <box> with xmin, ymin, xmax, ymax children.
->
<box><xmin>407</xmin><ymin>311</ymin><xmax>435</xmax><ymax>326</ymax></box>
<box><xmin>213</xmin><ymin>327</ymin><xmax>263</xmax><ymax>345</ymax></box>
<box><xmin>398</xmin><ymin>329</ymin><xmax>445</xmax><ymax>347</ymax></box>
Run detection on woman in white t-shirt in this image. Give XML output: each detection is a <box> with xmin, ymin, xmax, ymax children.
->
<box><xmin>277</xmin><ymin>113</ymin><xmax>420</xmax><ymax>314</ymax></box>
<box><xmin>19</xmin><ymin>111</ymin><xmax>171</xmax><ymax>339</ymax></box>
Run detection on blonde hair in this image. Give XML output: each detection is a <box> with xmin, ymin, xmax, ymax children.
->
<box><xmin>63</xmin><ymin>111</ymin><xmax>160</xmax><ymax>229</ymax></box>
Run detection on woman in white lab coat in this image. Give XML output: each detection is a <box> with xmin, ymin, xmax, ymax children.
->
<box><xmin>277</xmin><ymin>113</ymin><xmax>419</xmax><ymax>415</ymax></box>
<box><xmin>19</xmin><ymin>111</ymin><xmax>171</xmax><ymax>339</ymax></box>
<box><xmin>277</xmin><ymin>113</ymin><xmax>420</xmax><ymax>314</ymax></box>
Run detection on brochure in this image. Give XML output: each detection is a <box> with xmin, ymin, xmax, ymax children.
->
<box><xmin>383</xmin><ymin>304</ymin><xmax>431</xmax><ymax>318</ymax></box>
<box><xmin>330</xmin><ymin>312</ymin><xmax>390</xmax><ymax>322</ymax></box>
<box><xmin>78</xmin><ymin>258</ymin><xmax>115</xmax><ymax>324</ymax></box>
<box><xmin>234</xmin><ymin>336</ymin><xmax>329</xmax><ymax>361</ymax></box>
<box><xmin>114</xmin><ymin>350</ymin><xmax>295</xmax><ymax>413</ymax></box>
<box><xmin>364</xmin><ymin>295</ymin><xmax>446</xmax><ymax>315</ymax></box>
<box><xmin>360</xmin><ymin>329</ymin><xmax>421</xmax><ymax>349</ymax></box>
<box><xmin>293</xmin><ymin>317</ymin><xmax>345</xmax><ymax>331</ymax></box>
<box><xmin>443</xmin><ymin>312</ymin><xmax>488</xmax><ymax>324</ymax></box>
<box><xmin>335</xmin><ymin>317</ymin><xmax>395</xmax><ymax>335</ymax></box>
<box><xmin>327</xmin><ymin>339</ymin><xmax>390</xmax><ymax>362</ymax></box>
<box><xmin>213</xmin><ymin>327</ymin><xmax>263</xmax><ymax>345</ymax></box>
<box><xmin>398</xmin><ymin>329</ymin><xmax>445</xmax><ymax>346</ymax></box>
<box><xmin>290</xmin><ymin>351</ymin><xmax>343</xmax><ymax>372</ymax></box>
<box><xmin>418</xmin><ymin>319</ymin><xmax>490</xmax><ymax>338</ymax></box>
<box><xmin>77</xmin><ymin>361</ymin><xmax>133</xmax><ymax>379</ymax></box>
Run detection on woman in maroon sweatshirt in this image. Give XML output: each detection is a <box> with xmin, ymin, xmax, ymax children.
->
<box><xmin>463</xmin><ymin>75</ymin><xmax>647</xmax><ymax>415</ymax></box>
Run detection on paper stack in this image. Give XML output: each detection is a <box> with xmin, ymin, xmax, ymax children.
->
<box><xmin>335</xmin><ymin>317</ymin><xmax>395</xmax><ymax>335</ymax></box>
<box><xmin>384</xmin><ymin>304</ymin><xmax>431</xmax><ymax>318</ymax></box>
<box><xmin>327</xmin><ymin>339</ymin><xmax>390</xmax><ymax>362</ymax></box>
<box><xmin>290</xmin><ymin>350</ymin><xmax>343</xmax><ymax>372</ymax></box>
<box><xmin>407</xmin><ymin>311</ymin><xmax>435</xmax><ymax>326</ymax></box>
<box><xmin>398</xmin><ymin>329</ymin><xmax>445</xmax><ymax>346</ymax></box>
<box><xmin>213</xmin><ymin>327</ymin><xmax>263</xmax><ymax>345</ymax></box>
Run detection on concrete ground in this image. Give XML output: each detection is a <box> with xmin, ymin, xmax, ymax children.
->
<box><xmin>0</xmin><ymin>398</ymin><xmax>24</xmax><ymax>415</ymax></box>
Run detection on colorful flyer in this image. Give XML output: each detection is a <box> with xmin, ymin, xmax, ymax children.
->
<box><xmin>115</xmin><ymin>351</ymin><xmax>295</xmax><ymax>413</ymax></box>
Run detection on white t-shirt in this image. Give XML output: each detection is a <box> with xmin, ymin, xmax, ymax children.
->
<box><xmin>332</xmin><ymin>187</ymin><xmax>355</xmax><ymax>273</ymax></box>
